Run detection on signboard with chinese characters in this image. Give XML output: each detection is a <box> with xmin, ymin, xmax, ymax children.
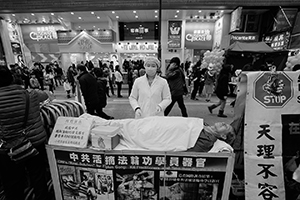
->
<box><xmin>119</xmin><ymin>22</ymin><xmax>159</xmax><ymax>41</ymax></box>
<box><xmin>116</xmin><ymin>41</ymin><xmax>158</xmax><ymax>53</ymax></box>
<box><xmin>168</xmin><ymin>21</ymin><xmax>182</xmax><ymax>48</ymax></box>
<box><xmin>48</xmin><ymin>117</ymin><xmax>93</xmax><ymax>148</ymax></box>
<box><xmin>184</xmin><ymin>21</ymin><xmax>214</xmax><ymax>50</ymax></box>
<box><xmin>230</xmin><ymin>7</ymin><xmax>242</xmax><ymax>32</ymax></box>
<box><xmin>230</xmin><ymin>32</ymin><xmax>259</xmax><ymax>45</ymax></box>
<box><xmin>21</xmin><ymin>24</ymin><xmax>63</xmax><ymax>43</ymax></box>
<box><xmin>46</xmin><ymin>145</ymin><xmax>235</xmax><ymax>200</ymax></box>
<box><xmin>264</xmin><ymin>31</ymin><xmax>291</xmax><ymax>50</ymax></box>
<box><xmin>244</xmin><ymin>71</ymin><xmax>300</xmax><ymax>200</ymax></box>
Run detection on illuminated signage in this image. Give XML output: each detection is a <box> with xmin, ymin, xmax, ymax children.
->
<box><xmin>185</xmin><ymin>29</ymin><xmax>212</xmax><ymax>42</ymax></box>
<box><xmin>29</xmin><ymin>26</ymin><xmax>58</xmax><ymax>41</ymax></box>
<box><xmin>184</xmin><ymin>22</ymin><xmax>214</xmax><ymax>49</ymax></box>
<box><xmin>116</xmin><ymin>42</ymin><xmax>158</xmax><ymax>53</ymax></box>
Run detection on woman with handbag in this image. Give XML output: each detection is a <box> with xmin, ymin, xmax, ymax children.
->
<box><xmin>0</xmin><ymin>65</ymin><xmax>52</xmax><ymax>200</ymax></box>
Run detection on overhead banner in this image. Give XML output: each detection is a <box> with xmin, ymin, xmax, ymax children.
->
<box><xmin>184</xmin><ymin>21</ymin><xmax>214</xmax><ymax>50</ymax></box>
<box><xmin>244</xmin><ymin>71</ymin><xmax>300</xmax><ymax>200</ymax></box>
<box><xmin>168</xmin><ymin>21</ymin><xmax>182</xmax><ymax>48</ymax></box>
<box><xmin>264</xmin><ymin>31</ymin><xmax>291</xmax><ymax>50</ymax></box>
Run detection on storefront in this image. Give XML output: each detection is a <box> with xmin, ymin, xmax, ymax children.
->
<box><xmin>57</xmin><ymin>29</ymin><xmax>116</xmax><ymax>70</ymax></box>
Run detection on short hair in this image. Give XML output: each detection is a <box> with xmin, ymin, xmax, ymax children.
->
<box><xmin>0</xmin><ymin>65</ymin><xmax>14</xmax><ymax>87</ymax></box>
<box><xmin>223</xmin><ymin>124</ymin><xmax>236</xmax><ymax>145</ymax></box>
<box><xmin>170</xmin><ymin>57</ymin><xmax>181</xmax><ymax>66</ymax></box>
<box><xmin>94</xmin><ymin>68</ymin><xmax>104</xmax><ymax>77</ymax></box>
<box><xmin>77</xmin><ymin>64</ymin><xmax>87</xmax><ymax>72</ymax></box>
<box><xmin>144</xmin><ymin>57</ymin><xmax>161</xmax><ymax>70</ymax></box>
<box><xmin>293</xmin><ymin>64</ymin><xmax>300</xmax><ymax>71</ymax></box>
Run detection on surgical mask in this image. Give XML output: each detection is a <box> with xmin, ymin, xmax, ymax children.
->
<box><xmin>145</xmin><ymin>64</ymin><xmax>158</xmax><ymax>77</ymax></box>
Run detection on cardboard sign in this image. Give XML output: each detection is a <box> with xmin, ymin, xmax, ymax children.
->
<box><xmin>48</xmin><ymin>117</ymin><xmax>93</xmax><ymax>148</ymax></box>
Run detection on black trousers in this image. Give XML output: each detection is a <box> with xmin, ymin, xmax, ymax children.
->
<box><xmin>116</xmin><ymin>82</ymin><xmax>122</xmax><ymax>97</ymax></box>
<box><xmin>0</xmin><ymin>145</ymin><xmax>50</xmax><ymax>200</ymax></box>
<box><xmin>164</xmin><ymin>95</ymin><xmax>188</xmax><ymax>117</ymax></box>
<box><xmin>191</xmin><ymin>81</ymin><xmax>200</xmax><ymax>99</ymax></box>
<box><xmin>86</xmin><ymin>103</ymin><xmax>111</xmax><ymax>120</ymax></box>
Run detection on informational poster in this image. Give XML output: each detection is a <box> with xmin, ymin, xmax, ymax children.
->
<box><xmin>244</xmin><ymin>71</ymin><xmax>300</xmax><ymax>200</ymax></box>
<box><xmin>46</xmin><ymin>146</ymin><xmax>235</xmax><ymax>200</ymax></box>
<box><xmin>48</xmin><ymin>117</ymin><xmax>93</xmax><ymax>148</ymax></box>
<box><xmin>168</xmin><ymin>21</ymin><xmax>182</xmax><ymax>48</ymax></box>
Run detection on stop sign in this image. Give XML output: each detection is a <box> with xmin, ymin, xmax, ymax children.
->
<box><xmin>253</xmin><ymin>72</ymin><xmax>293</xmax><ymax>108</ymax></box>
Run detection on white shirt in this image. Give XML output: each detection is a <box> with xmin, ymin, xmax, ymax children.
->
<box><xmin>129</xmin><ymin>75</ymin><xmax>171</xmax><ymax>118</ymax></box>
<box><xmin>115</xmin><ymin>71</ymin><xmax>123</xmax><ymax>82</ymax></box>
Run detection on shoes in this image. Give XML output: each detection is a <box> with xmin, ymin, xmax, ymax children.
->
<box><xmin>208</xmin><ymin>106</ymin><xmax>213</xmax><ymax>114</ymax></box>
<box><xmin>118</xmin><ymin>95</ymin><xmax>123</xmax><ymax>98</ymax></box>
<box><xmin>205</xmin><ymin>99</ymin><xmax>210</xmax><ymax>102</ymax></box>
<box><xmin>217</xmin><ymin>110</ymin><xmax>227</xmax><ymax>118</ymax></box>
<box><xmin>109</xmin><ymin>116</ymin><xmax>114</xmax><ymax>120</ymax></box>
<box><xmin>191</xmin><ymin>98</ymin><xmax>199</xmax><ymax>100</ymax></box>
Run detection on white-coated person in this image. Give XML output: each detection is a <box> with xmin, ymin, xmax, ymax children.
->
<box><xmin>129</xmin><ymin>57</ymin><xmax>171</xmax><ymax>118</ymax></box>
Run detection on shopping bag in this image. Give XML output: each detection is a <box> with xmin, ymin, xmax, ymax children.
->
<box><xmin>7</xmin><ymin>136</ymin><xmax>39</xmax><ymax>164</ymax></box>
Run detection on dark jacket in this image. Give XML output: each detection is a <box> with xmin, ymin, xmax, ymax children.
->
<box><xmin>215</xmin><ymin>65</ymin><xmax>231</xmax><ymax>98</ymax></box>
<box><xmin>165</xmin><ymin>65</ymin><xmax>185</xmax><ymax>96</ymax></box>
<box><xmin>96</xmin><ymin>77</ymin><xmax>107</xmax><ymax>108</ymax></box>
<box><xmin>0</xmin><ymin>85</ymin><xmax>48</xmax><ymax>150</ymax></box>
<box><xmin>77</xmin><ymin>71</ymin><xmax>99</xmax><ymax>105</ymax></box>
<box><xmin>187</xmin><ymin>128</ymin><xmax>217</xmax><ymax>152</ymax></box>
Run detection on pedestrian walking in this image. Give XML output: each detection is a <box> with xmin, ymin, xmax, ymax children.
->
<box><xmin>164</xmin><ymin>57</ymin><xmax>188</xmax><ymax>117</ymax></box>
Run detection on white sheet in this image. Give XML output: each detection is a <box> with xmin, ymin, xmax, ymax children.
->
<box><xmin>81</xmin><ymin>114</ymin><xmax>203</xmax><ymax>152</ymax></box>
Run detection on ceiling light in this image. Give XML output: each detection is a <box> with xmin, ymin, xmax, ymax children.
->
<box><xmin>93</xmin><ymin>25</ymin><xmax>95</xmax><ymax>28</ymax></box>
<box><xmin>155</xmin><ymin>15</ymin><xmax>158</xmax><ymax>18</ymax></box>
<box><xmin>175</xmin><ymin>15</ymin><xmax>178</xmax><ymax>18</ymax></box>
<box><xmin>12</xmin><ymin>14</ymin><xmax>15</xmax><ymax>16</ymax></box>
<box><xmin>112</xmin><ymin>11</ymin><xmax>115</xmax><ymax>14</ymax></box>
<box><xmin>78</xmin><ymin>26</ymin><xmax>81</xmax><ymax>28</ymax></box>
<box><xmin>155</xmin><ymin>10</ymin><xmax>158</xmax><ymax>13</ymax></box>
<box><xmin>97</xmin><ymin>16</ymin><xmax>100</xmax><ymax>19</ymax></box>
<box><xmin>198</xmin><ymin>10</ymin><xmax>202</xmax><ymax>13</ymax></box>
<box><xmin>135</xmin><ymin>15</ymin><xmax>138</xmax><ymax>18</ymax></box>
<box><xmin>116</xmin><ymin>16</ymin><xmax>119</xmax><ymax>19</ymax></box>
<box><xmin>176</xmin><ymin>10</ymin><xmax>179</xmax><ymax>13</ymax></box>
<box><xmin>51</xmin><ymin>13</ymin><xmax>54</xmax><ymax>15</ymax></box>
<box><xmin>78</xmin><ymin>16</ymin><xmax>82</xmax><ymax>19</ymax></box>
<box><xmin>71</xmin><ymin>12</ymin><xmax>74</xmax><ymax>15</ymax></box>
<box><xmin>220</xmin><ymin>10</ymin><xmax>224</xmax><ymax>12</ymax></box>
<box><xmin>31</xmin><ymin>13</ymin><xmax>35</xmax><ymax>16</ymax></box>
<box><xmin>133</xmin><ymin>11</ymin><xmax>136</xmax><ymax>13</ymax></box>
<box><xmin>91</xmin><ymin>12</ymin><xmax>94</xmax><ymax>14</ymax></box>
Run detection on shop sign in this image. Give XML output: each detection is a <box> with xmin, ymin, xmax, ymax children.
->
<box><xmin>21</xmin><ymin>24</ymin><xmax>61</xmax><ymax>43</ymax></box>
<box><xmin>264</xmin><ymin>31</ymin><xmax>290</xmax><ymax>50</ymax></box>
<box><xmin>116</xmin><ymin>42</ymin><xmax>158</xmax><ymax>53</ymax></box>
<box><xmin>168</xmin><ymin>21</ymin><xmax>182</xmax><ymax>48</ymax></box>
<box><xmin>230</xmin><ymin>7</ymin><xmax>243</xmax><ymax>32</ymax></box>
<box><xmin>253</xmin><ymin>72</ymin><xmax>293</xmax><ymax>108</ymax></box>
<box><xmin>57</xmin><ymin>30</ymin><xmax>115</xmax><ymax>43</ymax></box>
<box><xmin>119</xmin><ymin>22</ymin><xmax>158</xmax><ymax>40</ymax></box>
<box><xmin>230</xmin><ymin>33</ymin><xmax>258</xmax><ymax>44</ymax></box>
<box><xmin>184</xmin><ymin>22</ymin><xmax>214</xmax><ymax>49</ymax></box>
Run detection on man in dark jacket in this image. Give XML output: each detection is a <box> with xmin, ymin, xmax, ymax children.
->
<box><xmin>93</xmin><ymin>68</ymin><xmax>114</xmax><ymax>120</ymax></box>
<box><xmin>77</xmin><ymin>64</ymin><xmax>100</xmax><ymax>115</ymax></box>
<box><xmin>164</xmin><ymin>57</ymin><xmax>188</xmax><ymax>117</ymax></box>
<box><xmin>0</xmin><ymin>65</ymin><xmax>51</xmax><ymax>200</ymax></box>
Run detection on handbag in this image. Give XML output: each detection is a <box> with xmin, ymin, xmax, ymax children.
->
<box><xmin>7</xmin><ymin>91</ymin><xmax>39</xmax><ymax>164</ymax></box>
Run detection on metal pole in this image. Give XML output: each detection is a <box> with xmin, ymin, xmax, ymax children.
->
<box><xmin>158</xmin><ymin>0</ymin><xmax>162</xmax><ymax>60</ymax></box>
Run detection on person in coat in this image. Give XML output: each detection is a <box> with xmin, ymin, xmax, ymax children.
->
<box><xmin>93</xmin><ymin>68</ymin><xmax>114</xmax><ymax>120</ymax></box>
<box><xmin>164</xmin><ymin>57</ymin><xmax>188</xmax><ymax>117</ymax></box>
<box><xmin>77</xmin><ymin>64</ymin><xmax>100</xmax><ymax>116</ymax></box>
<box><xmin>0</xmin><ymin>65</ymin><xmax>51</xmax><ymax>200</ymax></box>
<box><xmin>208</xmin><ymin>64</ymin><xmax>232</xmax><ymax>118</ymax></box>
<box><xmin>129</xmin><ymin>57</ymin><xmax>171</xmax><ymax>119</ymax></box>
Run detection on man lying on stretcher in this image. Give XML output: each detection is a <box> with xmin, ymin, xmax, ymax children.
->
<box><xmin>84</xmin><ymin>115</ymin><xmax>236</xmax><ymax>152</ymax></box>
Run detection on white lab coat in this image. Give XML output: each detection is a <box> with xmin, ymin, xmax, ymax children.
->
<box><xmin>129</xmin><ymin>75</ymin><xmax>171</xmax><ymax>118</ymax></box>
